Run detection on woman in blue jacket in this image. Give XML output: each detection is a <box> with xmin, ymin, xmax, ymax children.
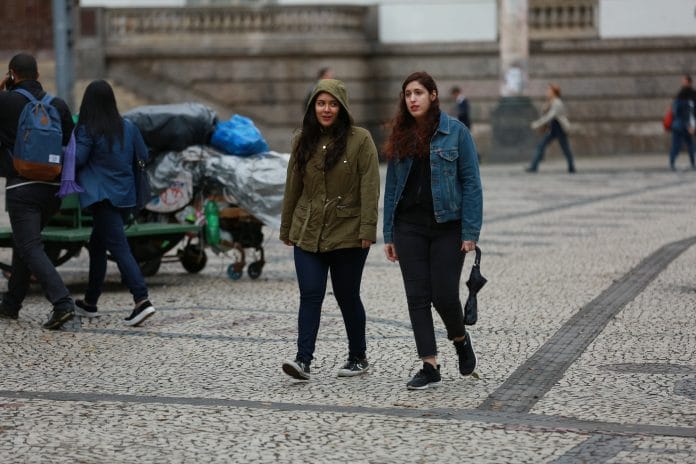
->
<box><xmin>73</xmin><ymin>80</ymin><xmax>156</xmax><ymax>326</ymax></box>
<box><xmin>383</xmin><ymin>71</ymin><xmax>483</xmax><ymax>390</ymax></box>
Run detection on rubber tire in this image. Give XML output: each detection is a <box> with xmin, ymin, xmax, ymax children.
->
<box><xmin>181</xmin><ymin>244</ymin><xmax>207</xmax><ymax>274</ymax></box>
<box><xmin>139</xmin><ymin>257</ymin><xmax>162</xmax><ymax>277</ymax></box>
<box><xmin>247</xmin><ymin>261</ymin><xmax>263</xmax><ymax>280</ymax></box>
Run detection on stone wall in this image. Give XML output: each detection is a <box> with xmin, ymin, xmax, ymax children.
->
<box><xmin>75</xmin><ymin>4</ymin><xmax>696</xmax><ymax>160</ymax></box>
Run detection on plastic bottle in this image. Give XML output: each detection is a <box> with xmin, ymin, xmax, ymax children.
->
<box><xmin>204</xmin><ymin>200</ymin><xmax>220</xmax><ymax>246</ymax></box>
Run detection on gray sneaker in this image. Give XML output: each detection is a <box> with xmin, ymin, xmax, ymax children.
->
<box><xmin>282</xmin><ymin>359</ymin><xmax>310</xmax><ymax>380</ymax></box>
<box><xmin>337</xmin><ymin>357</ymin><xmax>369</xmax><ymax>377</ymax></box>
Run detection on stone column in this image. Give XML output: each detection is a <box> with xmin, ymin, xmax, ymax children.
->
<box><xmin>489</xmin><ymin>0</ymin><xmax>538</xmax><ymax>163</ymax></box>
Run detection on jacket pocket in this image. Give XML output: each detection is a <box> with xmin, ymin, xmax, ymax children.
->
<box><xmin>434</xmin><ymin>148</ymin><xmax>459</xmax><ymax>162</ymax></box>
<box><xmin>336</xmin><ymin>205</ymin><xmax>360</xmax><ymax>217</ymax></box>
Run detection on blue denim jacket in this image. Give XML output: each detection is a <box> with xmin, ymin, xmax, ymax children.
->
<box><xmin>75</xmin><ymin>118</ymin><xmax>148</xmax><ymax>210</ymax></box>
<box><xmin>383</xmin><ymin>111</ymin><xmax>482</xmax><ymax>243</ymax></box>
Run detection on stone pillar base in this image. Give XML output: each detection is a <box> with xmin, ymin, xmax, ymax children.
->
<box><xmin>488</xmin><ymin>96</ymin><xmax>539</xmax><ymax>163</ymax></box>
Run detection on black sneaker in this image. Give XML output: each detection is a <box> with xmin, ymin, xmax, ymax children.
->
<box><xmin>407</xmin><ymin>362</ymin><xmax>441</xmax><ymax>390</ymax></box>
<box><xmin>282</xmin><ymin>358</ymin><xmax>311</xmax><ymax>380</ymax></box>
<box><xmin>42</xmin><ymin>305</ymin><xmax>75</xmax><ymax>330</ymax></box>
<box><xmin>337</xmin><ymin>357</ymin><xmax>369</xmax><ymax>377</ymax></box>
<box><xmin>454</xmin><ymin>332</ymin><xmax>477</xmax><ymax>376</ymax></box>
<box><xmin>75</xmin><ymin>299</ymin><xmax>100</xmax><ymax>318</ymax></box>
<box><xmin>124</xmin><ymin>300</ymin><xmax>156</xmax><ymax>327</ymax></box>
<box><xmin>0</xmin><ymin>302</ymin><xmax>18</xmax><ymax>320</ymax></box>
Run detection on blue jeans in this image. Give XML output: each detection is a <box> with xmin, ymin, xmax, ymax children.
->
<box><xmin>3</xmin><ymin>184</ymin><xmax>72</xmax><ymax>312</ymax></box>
<box><xmin>669</xmin><ymin>130</ymin><xmax>694</xmax><ymax>167</ymax></box>
<box><xmin>293</xmin><ymin>246</ymin><xmax>369</xmax><ymax>364</ymax></box>
<box><xmin>393</xmin><ymin>220</ymin><xmax>466</xmax><ymax>358</ymax></box>
<box><xmin>84</xmin><ymin>201</ymin><xmax>148</xmax><ymax>305</ymax></box>
<box><xmin>529</xmin><ymin>120</ymin><xmax>576</xmax><ymax>172</ymax></box>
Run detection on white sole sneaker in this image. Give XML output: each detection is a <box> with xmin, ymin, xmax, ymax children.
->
<box><xmin>407</xmin><ymin>380</ymin><xmax>441</xmax><ymax>390</ymax></box>
<box><xmin>282</xmin><ymin>360</ymin><xmax>310</xmax><ymax>380</ymax></box>
<box><xmin>124</xmin><ymin>305</ymin><xmax>155</xmax><ymax>327</ymax></box>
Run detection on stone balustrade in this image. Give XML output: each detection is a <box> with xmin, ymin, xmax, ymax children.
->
<box><xmin>103</xmin><ymin>5</ymin><xmax>369</xmax><ymax>41</ymax></box>
<box><xmin>529</xmin><ymin>0</ymin><xmax>598</xmax><ymax>39</ymax></box>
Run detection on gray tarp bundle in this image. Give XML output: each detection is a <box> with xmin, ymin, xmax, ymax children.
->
<box><xmin>147</xmin><ymin>145</ymin><xmax>289</xmax><ymax>230</ymax></box>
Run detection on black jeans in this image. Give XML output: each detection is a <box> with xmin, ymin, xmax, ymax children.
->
<box><xmin>393</xmin><ymin>220</ymin><xmax>466</xmax><ymax>358</ymax></box>
<box><xmin>293</xmin><ymin>246</ymin><xmax>369</xmax><ymax>364</ymax></box>
<box><xmin>3</xmin><ymin>183</ymin><xmax>72</xmax><ymax>311</ymax></box>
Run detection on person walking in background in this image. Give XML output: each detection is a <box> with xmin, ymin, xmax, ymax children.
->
<box><xmin>302</xmin><ymin>67</ymin><xmax>334</xmax><ymax>112</ymax></box>
<box><xmin>280</xmin><ymin>79</ymin><xmax>380</xmax><ymax>381</ymax></box>
<box><xmin>73</xmin><ymin>80</ymin><xmax>156</xmax><ymax>326</ymax></box>
<box><xmin>383</xmin><ymin>71</ymin><xmax>482</xmax><ymax>390</ymax></box>
<box><xmin>668</xmin><ymin>75</ymin><xmax>695</xmax><ymax>170</ymax></box>
<box><xmin>526</xmin><ymin>83</ymin><xmax>576</xmax><ymax>173</ymax></box>
<box><xmin>0</xmin><ymin>53</ymin><xmax>76</xmax><ymax>329</ymax></box>
<box><xmin>450</xmin><ymin>85</ymin><xmax>471</xmax><ymax>129</ymax></box>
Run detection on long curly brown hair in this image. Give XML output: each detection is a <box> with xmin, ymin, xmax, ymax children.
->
<box><xmin>383</xmin><ymin>71</ymin><xmax>441</xmax><ymax>160</ymax></box>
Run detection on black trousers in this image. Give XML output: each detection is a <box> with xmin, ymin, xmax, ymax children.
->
<box><xmin>393</xmin><ymin>220</ymin><xmax>466</xmax><ymax>358</ymax></box>
<box><xmin>3</xmin><ymin>183</ymin><xmax>72</xmax><ymax>312</ymax></box>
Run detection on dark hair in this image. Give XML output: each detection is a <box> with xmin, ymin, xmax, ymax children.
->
<box><xmin>685</xmin><ymin>74</ymin><xmax>693</xmax><ymax>85</ymax></box>
<box><xmin>9</xmin><ymin>53</ymin><xmax>38</xmax><ymax>80</ymax></box>
<box><xmin>77</xmin><ymin>80</ymin><xmax>124</xmax><ymax>150</ymax></box>
<box><xmin>383</xmin><ymin>71</ymin><xmax>440</xmax><ymax>160</ymax></box>
<box><xmin>293</xmin><ymin>92</ymin><xmax>351</xmax><ymax>175</ymax></box>
<box><xmin>317</xmin><ymin>67</ymin><xmax>332</xmax><ymax>79</ymax></box>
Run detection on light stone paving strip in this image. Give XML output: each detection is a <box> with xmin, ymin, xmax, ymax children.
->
<box><xmin>478</xmin><ymin>235</ymin><xmax>696</xmax><ymax>414</ymax></box>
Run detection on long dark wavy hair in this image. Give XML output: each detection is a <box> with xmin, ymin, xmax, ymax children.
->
<box><xmin>293</xmin><ymin>92</ymin><xmax>352</xmax><ymax>174</ymax></box>
<box><xmin>77</xmin><ymin>80</ymin><xmax>124</xmax><ymax>151</ymax></box>
<box><xmin>383</xmin><ymin>71</ymin><xmax>441</xmax><ymax>160</ymax></box>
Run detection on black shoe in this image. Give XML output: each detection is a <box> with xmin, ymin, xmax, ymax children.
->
<box><xmin>525</xmin><ymin>166</ymin><xmax>537</xmax><ymax>173</ymax></box>
<box><xmin>124</xmin><ymin>300</ymin><xmax>156</xmax><ymax>327</ymax></box>
<box><xmin>337</xmin><ymin>357</ymin><xmax>369</xmax><ymax>377</ymax></box>
<box><xmin>0</xmin><ymin>302</ymin><xmax>18</xmax><ymax>320</ymax></box>
<box><xmin>407</xmin><ymin>362</ymin><xmax>441</xmax><ymax>390</ymax></box>
<box><xmin>282</xmin><ymin>358</ymin><xmax>311</xmax><ymax>380</ymax></box>
<box><xmin>454</xmin><ymin>332</ymin><xmax>477</xmax><ymax>376</ymax></box>
<box><xmin>75</xmin><ymin>299</ymin><xmax>99</xmax><ymax>318</ymax></box>
<box><xmin>42</xmin><ymin>305</ymin><xmax>75</xmax><ymax>330</ymax></box>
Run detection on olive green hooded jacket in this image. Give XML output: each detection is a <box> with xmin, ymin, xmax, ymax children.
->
<box><xmin>279</xmin><ymin>79</ymin><xmax>380</xmax><ymax>252</ymax></box>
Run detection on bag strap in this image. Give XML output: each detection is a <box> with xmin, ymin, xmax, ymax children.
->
<box><xmin>13</xmin><ymin>88</ymin><xmax>38</xmax><ymax>103</ymax></box>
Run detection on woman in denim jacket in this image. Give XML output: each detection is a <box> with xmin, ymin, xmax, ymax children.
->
<box><xmin>383</xmin><ymin>71</ymin><xmax>482</xmax><ymax>390</ymax></box>
<box><xmin>73</xmin><ymin>80</ymin><xmax>156</xmax><ymax>327</ymax></box>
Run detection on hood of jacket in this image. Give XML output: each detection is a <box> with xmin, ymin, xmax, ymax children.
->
<box><xmin>305</xmin><ymin>79</ymin><xmax>354</xmax><ymax>124</ymax></box>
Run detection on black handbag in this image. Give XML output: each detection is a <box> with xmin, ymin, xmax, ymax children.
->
<box><xmin>464</xmin><ymin>246</ymin><xmax>487</xmax><ymax>326</ymax></box>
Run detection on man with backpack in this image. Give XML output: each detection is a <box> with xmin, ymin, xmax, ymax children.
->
<box><xmin>0</xmin><ymin>53</ymin><xmax>76</xmax><ymax>329</ymax></box>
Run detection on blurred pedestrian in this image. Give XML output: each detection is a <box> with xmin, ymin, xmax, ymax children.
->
<box><xmin>526</xmin><ymin>83</ymin><xmax>576</xmax><ymax>173</ymax></box>
<box><xmin>450</xmin><ymin>85</ymin><xmax>471</xmax><ymax>129</ymax></box>
<box><xmin>383</xmin><ymin>71</ymin><xmax>482</xmax><ymax>390</ymax></box>
<box><xmin>280</xmin><ymin>79</ymin><xmax>380</xmax><ymax>381</ymax></box>
<box><xmin>73</xmin><ymin>80</ymin><xmax>156</xmax><ymax>326</ymax></box>
<box><xmin>668</xmin><ymin>75</ymin><xmax>696</xmax><ymax>170</ymax></box>
<box><xmin>302</xmin><ymin>67</ymin><xmax>334</xmax><ymax>111</ymax></box>
<box><xmin>0</xmin><ymin>53</ymin><xmax>76</xmax><ymax>329</ymax></box>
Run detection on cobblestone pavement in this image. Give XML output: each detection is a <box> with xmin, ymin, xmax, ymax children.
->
<box><xmin>1</xmin><ymin>155</ymin><xmax>695</xmax><ymax>463</ymax></box>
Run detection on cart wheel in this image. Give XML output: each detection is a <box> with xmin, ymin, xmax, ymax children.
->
<box><xmin>247</xmin><ymin>261</ymin><xmax>263</xmax><ymax>280</ymax></box>
<box><xmin>227</xmin><ymin>264</ymin><xmax>243</xmax><ymax>280</ymax></box>
<box><xmin>180</xmin><ymin>244</ymin><xmax>207</xmax><ymax>274</ymax></box>
<box><xmin>139</xmin><ymin>257</ymin><xmax>162</xmax><ymax>277</ymax></box>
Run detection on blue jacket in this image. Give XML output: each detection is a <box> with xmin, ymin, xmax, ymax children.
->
<box><xmin>75</xmin><ymin>118</ymin><xmax>148</xmax><ymax>210</ymax></box>
<box><xmin>671</xmin><ymin>98</ymin><xmax>694</xmax><ymax>132</ymax></box>
<box><xmin>383</xmin><ymin>111</ymin><xmax>482</xmax><ymax>243</ymax></box>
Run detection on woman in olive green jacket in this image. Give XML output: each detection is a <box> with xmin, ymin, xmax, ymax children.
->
<box><xmin>280</xmin><ymin>79</ymin><xmax>380</xmax><ymax>381</ymax></box>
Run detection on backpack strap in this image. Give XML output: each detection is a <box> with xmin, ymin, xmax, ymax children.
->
<box><xmin>40</xmin><ymin>93</ymin><xmax>54</xmax><ymax>105</ymax></box>
<box><xmin>13</xmin><ymin>88</ymin><xmax>38</xmax><ymax>103</ymax></box>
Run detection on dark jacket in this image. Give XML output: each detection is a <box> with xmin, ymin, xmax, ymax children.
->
<box><xmin>75</xmin><ymin>118</ymin><xmax>148</xmax><ymax>210</ymax></box>
<box><xmin>280</xmin><ymin>79</ymin><xmax>380</xmax><ymax>252</ymax></box>
<box><xmin>0</xmin><ymin>80</ymin><xmax>74</xmax><ymax>186</ymax></box>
